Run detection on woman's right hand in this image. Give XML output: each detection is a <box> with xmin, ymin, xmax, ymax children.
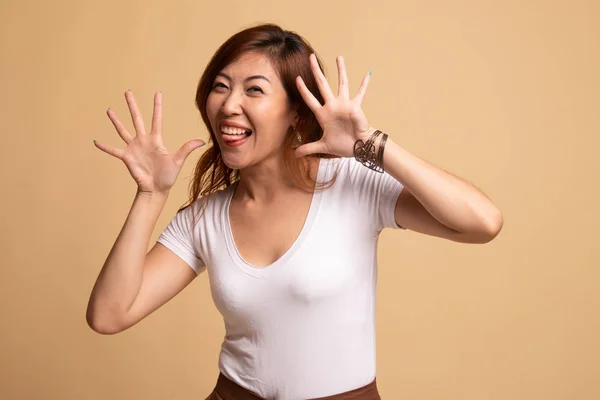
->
<box><xmin>94</xmin><ymin>90</ymin><xmax>206</xmax><ymax>195</ymax></box>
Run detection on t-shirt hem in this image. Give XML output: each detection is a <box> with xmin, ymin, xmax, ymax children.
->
<box><xmin>156</xmin><ymin>236</ymin><xmax>205</xmax><ymax>275</ymax></box>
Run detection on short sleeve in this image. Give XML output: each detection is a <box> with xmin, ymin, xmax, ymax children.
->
<box><xmin>345</xmin><ymin>157</ymin><xmax>405</xmax><ymax>233</ymax></box>
<box><xmin>156</xmin><ymin>202</ymin><xmax>206</xmax><ymax>275</ymax></box>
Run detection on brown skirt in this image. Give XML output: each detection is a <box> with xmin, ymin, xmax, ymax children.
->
<box><xmin>205</xmin><ymin>372</ymin><xmax>381</xmax><ymax>400</ymax></box>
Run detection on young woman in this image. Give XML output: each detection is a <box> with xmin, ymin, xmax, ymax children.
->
<box><xmin>87</xmin><ymin>23</ymin><xmax>503</xmax><ymax>400</ymax></box>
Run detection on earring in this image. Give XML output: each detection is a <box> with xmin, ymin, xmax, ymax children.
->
<box><xmin>290</xmin><ymin>126</ymin><xmax>302</xmax><ymax>148</ymax></box>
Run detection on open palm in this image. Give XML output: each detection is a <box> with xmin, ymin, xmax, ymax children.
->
<box><xmin>294</xmin><ymin>54</ymin><xmax>375</xmax><ymax>158</ymax></box>
<box><xmin>94</xmin><ymin>91</ymin><xmax>205</xmax><ymax>194</ymax></box>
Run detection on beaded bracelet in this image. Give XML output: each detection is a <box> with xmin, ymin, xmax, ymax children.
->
<box><xmin>353</xmin><ymin>129</ymin><xmax>388</xmax><ymax>173</ymax></box>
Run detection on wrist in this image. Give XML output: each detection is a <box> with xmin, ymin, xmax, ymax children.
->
<box><xmin>136</xmin><ymin>189</ymin><xmax>170</xmax><ymax>201</ymax></box>
<box><xmin>353</xmin><ymin>128</ymin><xmax>388</xmax><ymax>173</ymax></box>
<box><xmin>356</xmin><ymin>127</ymin><xmax>377</xmax><ymax>143</ymax></box>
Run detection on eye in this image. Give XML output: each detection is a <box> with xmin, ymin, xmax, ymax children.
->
<box><xmin>248</xmin><ymin>86</ymin><xmax>263</xmax><ymax>93</ymax></box>
<box><xmin>212</xmin><ymin>82</ymin><xmax>227</xmax><ymax>90</ymax></box>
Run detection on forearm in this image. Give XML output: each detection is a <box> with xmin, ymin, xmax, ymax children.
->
<box><xmin>86</xmin><ymin>190</ymin><xmax>169</xmax><ymax>330</ymax></box>
<box><xmin>380</xmin><ymin>136</ymin><xmax>502</xmax><ymax>235</ymax></box>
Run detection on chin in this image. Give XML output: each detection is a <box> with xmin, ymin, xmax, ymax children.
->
<box><xmin>220</xmin><ymin>152</ymin><xmax>249</xmax><ymax>171</ymax></box>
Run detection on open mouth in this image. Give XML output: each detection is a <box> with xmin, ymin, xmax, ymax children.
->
<box><xmin>221</xmin><ymin>126</ymin><xmax>253</xmax><ymax>144</ymax></box>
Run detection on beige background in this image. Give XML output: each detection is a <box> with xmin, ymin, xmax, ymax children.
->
<box><xmin>1</xmin><ymin>0</ymin><xmax>598</xmax><ymax>399</ymax></box>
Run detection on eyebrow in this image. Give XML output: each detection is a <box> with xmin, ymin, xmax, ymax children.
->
<box><xmin>216</xmin><ymin>72</ymin><xmax>271</xmax><ymax>84</ymax></box>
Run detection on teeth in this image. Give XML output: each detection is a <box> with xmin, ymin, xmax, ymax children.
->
<box><xmin>221</xmin><ymin>126</ymin><xmax>250</xmax><ymax>135</ymax></box>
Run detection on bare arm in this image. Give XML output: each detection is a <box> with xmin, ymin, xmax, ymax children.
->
<box><xmin>292</xmin><ymin>55</ymin><xmax>502</xmax><ymax>243</ymax></box>
<box><xmin>117</xmin><ymin>241</ymin><xmax>197</xmax><ymax>333</ymax></box>
<box><xmin>87</xmin><ymin>90</ymin><xmax>205</xmax><ymax>334</ymax></box>
<box><xmin>86</xmin><ymin>190</ymin><xmax>196</xmax><ymax>334</ymax></box>
<box><xmin>380</xmin><ymin>136</ymin><xmax>503</xmax><ymax>243</ymax></box>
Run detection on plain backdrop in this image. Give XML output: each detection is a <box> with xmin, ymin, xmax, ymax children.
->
<box><xmin>1</xmin><ymin>0</ymin><xmax>598</xmax><ymax>399</ymax></box>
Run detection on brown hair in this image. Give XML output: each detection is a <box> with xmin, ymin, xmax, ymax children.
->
<box><xmin>179</xmin><ymin>23</ymin><xmax>339</xmax><ymax>222</ymax></box>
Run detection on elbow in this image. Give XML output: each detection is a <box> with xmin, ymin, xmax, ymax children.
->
<box><xmin>461</xmin><ymin>208</ymin><xmax>503</xmax><ymax>244</ymax></box>
<box><xmin>86</xmin><ymin>308</ymin><xmax>124</xmax><ymax>335</ymax></box>
<box><xmin>490</xmin><ymin>208</ymin><xmax>504</xmax><ymax>236</ymax></box>
<box><xmin>479</xmin><ymin>209</ymin><xmax>504</xmax><ymax>243</ymax></box>
<box><xmin>87</xmin><ymin>318</ymin><xmax>123</xmax><ymax>335</ymax></box>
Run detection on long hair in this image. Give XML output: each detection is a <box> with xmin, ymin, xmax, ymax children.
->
<box><xmin>179</xmin><ymin>23</ymin><xmax>339</xmax><ymax>223</ymax></box>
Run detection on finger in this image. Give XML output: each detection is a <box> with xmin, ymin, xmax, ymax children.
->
<box><xmin>336</xmin><ymin>56</ymin><xmax>350</xmax><ymax>99</ymax></box>
<box><xmin>107</xmin><ymin>108</ymin><xmax>134</xmax><ymax>144</ymax></box>
<box><xmin>354</xmin><ymin>71</ymin><xmax>371</xmax><ymax>106</ymax></box>
<box><xmin>174</xmin><ymin>139</ymin><xmax>206</xmax><ymax>165</ymax></box>
<box><xmin>150</xmin><ymin>91</ymin><xmax>163</xmax><ymax>136</ymax></box>
<box><xmin>93</xmin><ymin>140</ymin><xmax>125</xmax><ymax>159</ymax></box>
<box><xmin>125</xmin><ymin>90</ymin><xmax>147</xmax><ymax>135</ymax></box>
<box><xmin>296</xmin><ymin>76</ymin><xmax>322</xmax><ymax>112</ymax></box>
<box><xmin>309</xmin><ymin>53</ymin><xmax>335</xmax><ymax>103</ymax></box>
<box><xmin>293</xmin><ymin>140</ymin><xmax>325</xmax><ymax>158</ymax></box>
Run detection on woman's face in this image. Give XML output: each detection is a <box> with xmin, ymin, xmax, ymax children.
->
<box><xmin>206</xmin><ymin>51</ymin><xmax>297</xmax><ymax>170</ymax></box>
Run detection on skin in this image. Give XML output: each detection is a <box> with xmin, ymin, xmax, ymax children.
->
<box><xmin>206</xmin><ymin>51</ymin><xmax>318</xmax><ymax>204</ymax></box>
<box><xmin>293</xmin><ymin>53</ymin><xmax>503</xmax><ymax>243</ymax></box>
<box><xmin>86</xmin><ymin>51</ymin><xmax>502</xmax><ymax>335</ymax></box>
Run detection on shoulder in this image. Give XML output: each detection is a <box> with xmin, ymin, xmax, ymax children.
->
<box><xmin>320</xmin><ymin>156</ymin><xmax>353</xmax><ymax>178</ymax></box>
<box><xmin>200</xmin><ymin>184</ymin><xmax>236</xmax><ymax>207</ymax></box>
<box><xmin>174</xmin><ymin>185</ymin><xmax>233</xmax><ymax>222</ymax></box>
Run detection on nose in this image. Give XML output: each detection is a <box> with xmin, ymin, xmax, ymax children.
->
<box><xmin>220</xmin><ymin>90</ymin><xmax>243</xmax><ymax>116</ymax></box>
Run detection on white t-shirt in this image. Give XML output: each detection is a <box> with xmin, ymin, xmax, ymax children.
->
<box><xmin>157</xmin><ymin>156</ymin><xmax>404</xmax><ymax>399</ymax></box>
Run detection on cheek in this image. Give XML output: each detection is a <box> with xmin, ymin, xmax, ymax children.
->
<box><xmin>205</xmin><ymin>96</ymin><xmax>220</xmax><ymax>127</ymax></box>
<box><xmin>206</xmin><ymin>95</ymin><xmax>217</xmax><ymax>114</ymax></box>
<box><xmin>251</xmin><ymin>103</ymin><xmax>292</xmax><ymax>130</ymax></box>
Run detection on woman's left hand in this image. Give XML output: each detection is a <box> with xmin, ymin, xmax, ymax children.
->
<box><xmin>295</xmin><ymin>54</ymin><xmax>376</xmax><ymax>158</ymax></box>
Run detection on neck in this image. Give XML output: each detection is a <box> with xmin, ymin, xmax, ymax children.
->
<box><xmin>235</xmin><ymin>156</ymin><xmax>319</xmax><ymax>204</ymax></box>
